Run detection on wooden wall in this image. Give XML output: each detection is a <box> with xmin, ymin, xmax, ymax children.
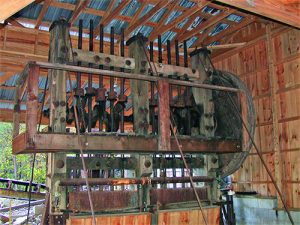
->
<box><xmin>67</xmin><ymin>207</ymin><xmax>220</xmax><ymax>225</ymax></box>
<box><xmin>213</xmin><ymin>26</ymin><xmax>300</xmax><ymax>209</ymax></box>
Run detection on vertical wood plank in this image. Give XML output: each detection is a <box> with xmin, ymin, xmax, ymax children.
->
<box><xmin>157</xmin><ymin>79</ymin><xmax>170</xmax><ymax>150</ymax></box>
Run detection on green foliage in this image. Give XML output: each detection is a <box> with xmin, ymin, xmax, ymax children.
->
<box><xmin>0</xmin><ymin>123</ymin><xmax>46</xmax><ymax>184</ymax></box>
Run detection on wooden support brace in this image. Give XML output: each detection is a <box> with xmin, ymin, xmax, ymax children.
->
<box><xmin>26</xmin><ymin>63</ymin><xmax>39</xmax><ymax>145</ymax></box>
<box><xmin>158</xmin><ymin>79</ymin><xmax>171</xmax><ymax>151</ymax></box>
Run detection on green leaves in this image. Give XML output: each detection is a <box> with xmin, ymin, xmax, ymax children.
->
<box><xmin>0</xmin><ymin>123</ymin><xmax>46</xmax><ymax>184</ymax></box>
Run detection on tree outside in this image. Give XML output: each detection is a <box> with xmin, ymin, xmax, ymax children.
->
<box><xmin>0</xmin><ymin>122</ymin><xmax>46</xmax><ymax>184</ymax></box>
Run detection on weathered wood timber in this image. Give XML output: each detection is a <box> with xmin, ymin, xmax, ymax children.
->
<box><xmin>12</xmin><ymin>132</ymin><xmax>241</xmax><ymax>154</ymax></box>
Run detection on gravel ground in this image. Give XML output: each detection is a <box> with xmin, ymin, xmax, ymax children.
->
<box><xmin>0</xmin><ymin>198</ymin><xmax>43</xmax><ymax>225</ymax></box>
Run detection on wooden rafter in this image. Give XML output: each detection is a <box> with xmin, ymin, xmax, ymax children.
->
<box><xmin>127</xmin><ymin>1</ymin><xmax>147</xmax><ymax>28</ymax></box>
<box><xmin>5</xmin><ymin>18</ymin><xmax>24</xmax><ymax>27</ymax></box>
<box><xmin>149</xmin><ymin>2</ymin><xmax>209</xmax><ymax>42</ymax></box>
<box><xmin>69</xmin><ymin>0</ymin><xmax>92</xmax><ymax>25</ymax></box>
<box><xmin>177</xmin><ymin>8</ymin><xmax>235</xmax><ymax>42</ymax></box>
<box><xmin>193</xmin><ymin>12</ymin><xmax>244</xmax><ymax>46</ymax></box>
<box><xmin>147</xmin><ymin>0</ymin><xmax>179</xmax><ymax>41</ymax></box>
<box><xmin>94</xmin><ymin>0</ymin><xmax>130</xmax><ymax>35</ymax></box>
<box><xmin>197</xmin><ymin>15</ymin><xmax>256</xmax><ymax>46</ymax></box>
<box><xmin>35</xmin><ymin>0</ymin><xmax>52</xmax><ymax>29</ymax></box>
<box><xmin>0</xmin><ymin>0</ymin><xmax>34</xmax><ymax>22</ymax></box>
<box><xmin>171</xmin><ymin>11</ymin><xmax>205</xmax><ymax>41</ymax></box>
<box><xmin>213</xmin><ymin>0</ymin><xmax>300</xmax><ymax>29</ymax></box>
<box><xmin>0</xmin><ymin>72</ymin><xmax>16</xmax><ymax>85</ymax></box>
<box><xmin>124</xmin><ymin>1</ymin><xmax>170</xmax><ymax>39</ymax></box>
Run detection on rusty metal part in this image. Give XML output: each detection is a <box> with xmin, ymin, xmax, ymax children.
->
<box><xmin>74</xmin><ymin>88</ymin><xmax>84</xmax><ymax>97</ymax></box>
<box><xmin>118</xmin><ymin>93</ymin><xmax>127</xmax><ymax>103</ymax></box>
<box><xmin>59</xmin><ymin>176</ymin><xmax>214</xmax><ymax>186</ymax></box>
<box><xmin>68</xmin><ymin>190</ymin><xmax>137</xmax><ymax>212</ymax></box>
<box><xmin>150</xmin><ymin>187</ymin><xmax>208</xmax><ymax>205</ymax></box>
<box><xmin>95</xmin><ymin>87</ymin><xmax>106</xmax><ymax>102</ymax></box>
<box><xmin>85</xmin><ymin>86</ymin><xmax>95</xmax><ymax>96</ymax></box>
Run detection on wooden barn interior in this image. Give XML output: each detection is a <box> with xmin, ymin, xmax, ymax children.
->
<box><xmin>0</xmin><ymin>0</ymin><xmax>299</xmax><ymax>224</ymax></box>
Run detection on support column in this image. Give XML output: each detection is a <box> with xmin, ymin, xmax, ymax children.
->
<box><xmin>127</xmin><ymin>35</ymin><xmax>152</xmax><ymax>210</ymax></box>
<box><xmin>157</xmin><ymin>79</ymin><xmax>171</xmax><ymax>151</ymax></box>
<box><xmin>190</xmin><ymin>49</ymin><xmax>215</xmax><ymax>138</ymax></box>
<box><xmin>266</xmin><ymin>24</ymin><xmax>283</xmax><ymax>207</ymax></box>
<box><xmin>190</xmin><ymin>49</ymin><xmax>217</xmax><ymax>203</ymax></box>
<box><xmin>47</xmin><ymin>19</ymin><xmax>70</xmax><ymax>224</ymax></box>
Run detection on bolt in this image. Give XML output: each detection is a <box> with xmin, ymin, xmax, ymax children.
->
<box><xmin>141</xmin><ymin>61</ymin><xmax>147</xmax><ymax>67</ymax></box>
<box><xmin>53</xmin><ymin>101</ymin><xmax>59</xmax><ymax>107</ymax></box>
<box><xmin>56</xmin><ymin>160</ymin><xmax>65</xmax><ymax>169</ymax></box>
<box><xmin>105</xmin><ymin>57</ymin><xmax>111</xmax><ymax>63</ymax></box>
<box><xmin>144</xmin><ymin>160</ymin><xmax>151</xmax><ymax>168</ymax></box>
<box><xmin>94</xmin><ymin>55</ymin><xmax>100</xmax><ymax>62</ymax></box>
<box><xmin>60</xmin><ymin>117</ymin><xmax>65</xmax><ymax>123</ymax></box>
<box><xmin>125</xmin><ymin>60</ymin><xmax>131</xmax><ymax>66</ymax></box>
<box><xmin>60</xmin><ymin>101</ymin><xmax>66</xmax><ymax>107</ymax></box>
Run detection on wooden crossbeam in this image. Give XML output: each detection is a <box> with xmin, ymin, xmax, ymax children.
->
<box><xmin>149</xmin><ymin>2</ymin><xmax>209</xmax><ymax>42</ymax></box>
<box><xmin>213</xmin><ymin>0</ymin><xmax>300</xmax><ymax>29</ymax></box>
<box><xmin>69</xmin><ymin>0</ymin><xmax>92</xmax><ymax>25</ymax></box>
<box><xmin>94</xmin><ymin>0</ymin><xmax>130</xmax><ymax>35</ymax></box>
<box><xmin>124</xmin><ymin>0</ymin><xmax>170</xmax><ymax>39</ymax></box>
<box><xmin>177</xmin><ymin>8</ymin><xmax>235</xmax><ymax>42</ymax></box>
<box><xmin>35</xmin><ymin>0</ymin><xmax>52</xmax><ymax>29</ymax></box>
<box><xmin>0</xmin><ymin>0</ymin><xmax>34</xmax><ymax>22</ymax></box>
<box><xmin>147</xmin><ymin>0</ymin><xmax>179</xmax><ymax>41</ymax></box>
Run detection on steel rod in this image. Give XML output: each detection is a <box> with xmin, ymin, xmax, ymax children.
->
<box><xmin>31</xmin><ymin>62</ymin><xmax>241</xmax><ymax>92</ymax></box>
<box><xmin>87</xmin><ymin>19</ymin><xmax>93</xmax><ymax>132</ymax></box>
<box><xmin>98</xmin><ymin>24</ymin><xmax>104</xmax><ymax>131</ymax></box>
<box><xmin>60</xmin><ymin>176</ymin><xmax>214</xmax><ymax>186</ymax></box>
<box><xmin>120</xmin><ymin>28</ymin><xmax>125</xmax><ymax>133</ymax></box>
<box><xmin>158</xmin><ymin>35</ymin><xmax>162</xmax><ymax>63</ymax></box>
<box><xmin>110</xmin><ymin>27</ymin><xmax>115</xmax><ymax>132</ymax></box>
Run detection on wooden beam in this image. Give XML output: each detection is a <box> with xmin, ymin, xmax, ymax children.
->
<box><xmin>12</xmin><ymin>132</ymin><xmax>241</xmax><ymax>154</ymax></box>
<box><xmin>172</xmin><ymin>11</ymin><xmax>204</xmax><ymax>41</ymax></box>
<box><xmin>196</xmin><ymin>16</ymin><xmax>255</xmax><ymax>46</ymax></box>
<box><xmin>177</xmin><ymin>8</ymin><xmax>235</xmax><ymax>42</ymax></box>
<box><xmin>149</xmin><ymin>2</ymin><xmax>209</xmax><ymax>42</ymax></box>
<box><xmin>0</xmin><ymin>0</ymin><xmax>34</xmax><ymax>22</ymax></box>
<box><xmin>124</xmin><ymin>1</ymin><xmax>170</xmax><ymax>39</ymax></box>
<box><xmin>101</xmin><ymin>0</ymin><xmax>130</xmax><ymax>26</ymax></box>
<box><xmin>5</xmin><ymin>18</ymin><xmax>24</xmax><ymax>27</ymax></box>
<box><xmin>68</xmin><ymin>0</ymin><xmax>91</xmax><ymax>25</ymax></box>
<box><xmin>127</xmin><ymin>1</ymin><xmax>147</xmax><ymax>28</ymax></box>
<box><xmin>213</xmin><ymin>0</ymin><xmax>300</xmax><ymax>29</ymax></box>
<box><xmin>147</xmin><ymin>0</ymin><xmax>179</xmax><ymax>41</ymax></box>
<box><xmin>35</xmin><ymin>0</ymin><xmax>52</xmax><ymax>29</ymax></box>
<box><xmin>0</xmin><ymin>72</ymin><xmax>15</xmax><ymax>84</ymax></box>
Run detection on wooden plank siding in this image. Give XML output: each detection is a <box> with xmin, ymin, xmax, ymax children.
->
<box><xmin>213</xmin><ymin>26</ymin><xmax>300</xmax><ymax>209</ymax></box>
<box><xmin>67</xmin><ymin>207</ymin><xmax>220</xmax><ymax>225</ymax></box>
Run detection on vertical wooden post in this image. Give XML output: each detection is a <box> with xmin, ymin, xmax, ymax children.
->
<box><xmin>127</xmin><ymin>35</ymin><xmax>152</xmax><ymax>210</ymax></box>
<box><xmin>190</xmin><ymin>48</ymin><xmax>217</xmax><ymax>203</ymax></box>
<box><xmin>239</xmin><ymin>91</ymin><xmax>249</xmax><ymax>151</ymax></box>
<box><xmin>47</xmin><ymin>19</ymin><xmax>71</xmax><ymax>223</ymax></box>
<box><xmin>190</xmin><ymin>49</ymin><xmax>215</xmax><ymax>138</ymax></box>
<box><xmin>26</xmin><ymin>63</ymin><xmax>39</xmax><ymax>146</ymax></box>
<box><xmin>157</xmin><ymin>79</ymin><xmax>171</xmax><ymax>151</ymax></box>
<box><xmin>266</xmin><ymin>24</ymin><xmax>283</xmax><ymax>207</ymax></box>
<box><xmin>127</xmin><ymin>35</ymin><xmax>149</xmax><ymax>135</ymax></box>
<box><xmin>12</xmin><ymin>85</ymin><xmax>21</xmax><ymax>179</ymax></box>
